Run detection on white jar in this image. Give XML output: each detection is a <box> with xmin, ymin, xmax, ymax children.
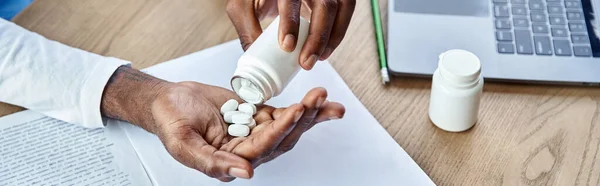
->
<box><xmin>231</xmin><ymin>16</ymin><xmax>310</xmax><ymax>104</ymax></box>
<box><xmin>428</xmin><ymin>49</ymin><xmax>484</xmax><ymax>132</ymax></box>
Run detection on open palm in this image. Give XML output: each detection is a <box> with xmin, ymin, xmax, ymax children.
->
<box><xmin>150</xmin><ymin>81</ymin><xmax>344</xmax><ymax>182</ymax></box>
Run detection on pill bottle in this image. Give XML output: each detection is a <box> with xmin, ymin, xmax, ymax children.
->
<box><xmin>230</xmin><ymin>16</ymin><xmax>310</xmax><ymax>104</ymax></box>
<box><xmin>428</xmin><ymin>49</ymin><xmax>484</xmax><ymax>132</ymax></box>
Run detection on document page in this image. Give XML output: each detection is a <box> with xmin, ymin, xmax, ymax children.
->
<box><xmin>118</xmin><ymin>40</ymin><xmax>435</xmax><ymax>186</ymax></box>
<box><xmin>0</xmin><ymin>111</ymin><xmax>151</xmax><ymax>186</ymax></box>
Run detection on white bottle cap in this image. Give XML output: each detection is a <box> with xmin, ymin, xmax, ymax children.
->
<box><xmin>438</xmin><ymin>49</ymin><xmax>481</xmax><ymax>87</ymax></box>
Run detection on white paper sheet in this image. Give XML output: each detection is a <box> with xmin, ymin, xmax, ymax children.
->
<box><xmin>0</xmin><ymin>111</ymin><xmax>152</xmax><ymax>186</ymax></box>
<box><xmin>119</xmin><ymin>40</ymin><xmax>435</xmax><ymax>186</ymax></box>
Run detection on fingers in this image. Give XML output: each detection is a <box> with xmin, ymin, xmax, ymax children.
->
<box><xmin>233</xmin><ymin>104</ymin><xmax>304</xmax><ymax>159</ymax></box>
<box><xmin>226</xmin><ymin>0</ymin><xmax>264</xmax><ymax>50</ymax></box>
<box><xmin>272</xmin><ymin>87</ymin><xmax>325</xmax><ymax>120</ymax></box>
<box><xmin>313</xmin><ymin>101</ymin><xmax>345</xmax><ymax>124</ymax></box>
<box><xmin>182</xmin><ymin>134</ymin><xmax>254</xmax><ymax>180</ymax></box>
<box><xmin>256</xmin><ymin>101</ymin><xmax>345</xmax><ymax>164</ymax></box>
<box><xmin>277</xmin><ymin>0</ymin><xmax>302</xmax><ymax>52</ymax></box>
<box><xmin>218</xmin><ymin>177</ymin><xmax>236</xmax><ymax>182</ymax></box>
<box><xmin>318</xmin><ymin>0</ymin><xmax>355</xmax><ymax>60</ymax></box>
<box><xmin>259</xmin><ymin>88</ymin><xmax>326</xmax><ymax>164</ymax></box>
<box><xmin>220</xmin><ymin>137</ymin><xmax>247</xmax><ymax>153</ymax></box>
<box><xmin>272</xmin><ymin>108</ymin><xmax>286</xmax><ymax>119</ymax></box>
<box><xmin>299</xmin><ymin>0</ymin><xmax>339</xmax><ymax>70</ymax></box>
<box><xmin>262</xmin><ymin>88</ymin><xmax>345</xmax><ymax>162</ymax></box>
<box><xmin>301</xmin><ymin>87</ymin><xmax>328</xmax><ymax>109</ymax></box>
<box><xmin>254</xmin><ymin>106</ymin><xmax>275</xmax><ymax>124</ymax></box>
<box><xmin>275</xmin><ymin>88</ymin><xmax>326</xmax><ymax>150</ymax></box>
<box><xmin>263</xmin><ymin>88</ymin><xmax>325</xmax><ymax>162</ymax></box>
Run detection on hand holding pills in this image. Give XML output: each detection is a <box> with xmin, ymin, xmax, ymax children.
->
<box><xmin>148</xmin><ymin>82</ymin><xmax>345</xmax><ymax>182</ymax></box>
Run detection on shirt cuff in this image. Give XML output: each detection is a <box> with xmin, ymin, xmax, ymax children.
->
<box><xmin>80</xmin><ymin>57</ymin><xmax>131</xmax><ymax>128</ymax></box>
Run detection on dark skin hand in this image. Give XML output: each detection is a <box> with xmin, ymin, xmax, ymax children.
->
<box><xmin>226</xmin><ymin>0</ymin><xmax>356</xmax><ymax>70</ymax></box>
<box><xmin>100</xmin><ymin>66</ymin><xmax>345</xmax><ymax>182</ymax></box>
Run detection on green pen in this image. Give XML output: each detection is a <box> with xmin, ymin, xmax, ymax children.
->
<box><xmin>370</xmin><ymin>0</ymin><xmax>390</xmax><ymax>84</ymax></box>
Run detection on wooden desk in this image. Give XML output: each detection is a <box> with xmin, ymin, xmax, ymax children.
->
<box><xmin>7</xmin><ymin>0</ymin><xmax>600</xmax><ymax>185</ymax></box>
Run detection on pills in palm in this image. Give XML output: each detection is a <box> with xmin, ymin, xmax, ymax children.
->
<box><xmin>223</xmin><ymin>111</ymin><xmax>244</xmax><ymax>123</ymax></box>
<box><xmin>238</xmin><ymin>103</ymin><xmax>256</xmax><ymax>115</ymax></box>
<box><xmin>246</xmin><ymin>119</ymin><xmax>256</xmax><ymax>129</ymax></box>
<box><xmin>231</xmin><ymin>113</ymin><xmax>252</xmax><ymax>124</ymax></box>
<box><xmin>220</xmin><ymin>99</ymin><xmax>239</xmax><ymax>114</ymax></box>
<box><xmin>221</xmin><ymin>98</ymin><xmax>259</xmax><ymax>137</ymax></box>
<box><xmin>228</xmin><ymin>124</ymin><xmax>250</xmax><ymax>137</ymax></box>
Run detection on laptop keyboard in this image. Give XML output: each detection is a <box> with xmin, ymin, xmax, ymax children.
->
<box><xmin>493</xmin><ymin>0</ymin><xmax>593</xmax><ymax>57</ymax></box>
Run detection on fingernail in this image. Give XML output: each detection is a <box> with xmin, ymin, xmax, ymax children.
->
<box><xmin>316</xmin><ymin>97</ymin><xmax>325</xmax><ymax>108</ymax></box>
<box><xmin>229</xmin><ymin>168</ymin><xmax>250</xmax><ymax>179</ymax></box>
<box><xmin>320</xmin><ymin>48</ymin><xmax>333</xmax><ymax>60</ymax></box>
<box><xmin>281</xmin><ymin>34</ymin><xmax>296</xmax><ymax>52</ymax></box>
<box><xmin>302</xmin><ymin>55</ymin><xmax>318</xmax><ymax>69</ymax></box>
<box><xmin>294</xmin><ymin>110</ymin><xmax>304</xmax><ymax>122</ymax></box>
<box><xmin>329</xmin><ymin>116</ymin><xmax>340</xmax><ymax>120</ymax></box>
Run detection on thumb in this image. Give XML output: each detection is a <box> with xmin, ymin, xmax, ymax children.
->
<box><xmin>226</xmin><ymin>0</ymin><xmax>264</xmax><ymax>51</ymax></box>
<box><xmin>276</xmin><ymin>0</ymin><xmax>301</xmax><ymax>52</ymax></box>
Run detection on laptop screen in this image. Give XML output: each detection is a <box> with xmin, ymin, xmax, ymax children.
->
<box><xmin>583</xmin><ymin>0</ymin><xmax>600</xmax><ymax>57</ymax></box>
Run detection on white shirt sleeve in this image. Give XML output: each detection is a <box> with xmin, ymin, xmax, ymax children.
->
<box><xmin>0</xmin><ymin>19</ymin><xmax>131</xmax><ymax>128</ymax></box>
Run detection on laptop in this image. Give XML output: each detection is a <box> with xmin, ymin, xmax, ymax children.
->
<box><xmin>387</xmin><ymin>0</ymin><xmax>600</xmax><ymax>85</ymax></box>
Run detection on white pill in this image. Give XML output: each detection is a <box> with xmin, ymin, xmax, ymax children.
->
<box><xmin>223</xmin><ymin>111</ymin><xmax>244</xmax><ymax>123</ymax></box>
<box><xmin>238</xmin><ymin>86</ymin><xmax>262</xmax><ymax>104</ymax></box>
<box><xmin>231</xmin><ymin>113</ymin><xmax>252</xmax><ymax>124</ymax></box>
<box><xmin>238</xmin><ymin>103</ymin><xmax>257</xmax><ymax>115</ymax></box>
<box><xmin>241</xmin><ymin>79</ymin><xmax>250</xmax><ymax>87</ymax></box>
<box><xmin>220</xmin><ymin>99</ymin><xmax>238</xmax><ymax>115</ymax></box>
<box><xmin>246</xmin><ymin>119</ymin><xmax>256</xmax><ymax>129</ymax></box>
<box><xmin>228</xmin><ymin>124</ymin><xmax>250</xmax><ymax>137</ymax></box>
